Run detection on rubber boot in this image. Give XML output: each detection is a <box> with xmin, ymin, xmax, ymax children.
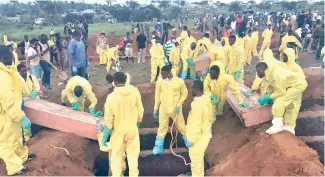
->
<box><xmin>283</xmin><ymin>125</ymin><xmax>295</xmax><ymax>135</ymax></box>
<box><xmin>180</xmin><ymin>70</ymin><xmax>187</xmax><ymax>80</ymax></box>
<box><xmin>266</xmin><ymin>117</ymin><xmax>284</xmax><ymax>134</ymax></box>
<box><xmin>152</xmin><ymin>136</ymin><xmax>164</xmax><ymax>155</ymax></box>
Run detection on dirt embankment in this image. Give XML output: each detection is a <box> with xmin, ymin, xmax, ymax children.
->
<box><xmin>208</xmin><ymin>127</ymin><xmax>324</xmax><ymax>176</ymax></box>
<box><xmin>0</xmin><ymin>130</ymin><xmax>96</xmax><ymax>176</ymax></box>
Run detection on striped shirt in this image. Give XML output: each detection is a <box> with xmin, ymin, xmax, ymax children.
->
<box><xmin>164</xmin><ymin>41</ymin><xmax>175</xmax><ymax>57</ymax></box>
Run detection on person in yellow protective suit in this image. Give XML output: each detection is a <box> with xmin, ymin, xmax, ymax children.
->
<box><xmin>0</xmin><ymin>46</ymin><xmax>36</xmax><ymax>175</ymax></box>
<box><xmin>181</xmin><ymin>42</ymin><xmax>199</xmax><ymax>80</ymax></box>
<box><xmin>4</xmin><ymin>34</ymin><xmax>19</xmax><ymax>68</ymax></box>
<box><xmin>256</xmin><ymin>62</ymin><xmax>307</xmax><ymax>135</ymax></box>
<box><xmin>179</xmin><ymin>26</ymin><xmax>189</xmax><ymax>51</ymax></box>
<box><xmin>207</xmin><ymin>43</ymin><xmax>226</xmax><ymax>65</ymax></box>
<box><xmin>106</xmin><ymin>45</ymin><xmax>119</xmax><ymax>72</ymax></box>
<box><xmin>17</xmin><ymin>63</ymin><xmax>40</xmax><ymax>99</ymax></box>
<box><xmin>221</xmin><ymin>37</ymin><xmax>230</xmax><ymax>72</ymax></box>
<box><xmin>279</xmin><ymin>30</ymin><xmax>302</xmax><ymax>61</ymax></box>
<box><xmin>152</xmin><ymin>65</ymin><xmax>188</xmax><ymax>155</ymax></box>
<box><xmin>17</xmin><ymin>63</ymin><xmax>40</xmax><ymax>142</ymax></box>
<box><xmin>150</xmin><ymin>38</ymin><xmax>167</xmax><ymax>82</ymax></box>
<box><xmin>169</xmin><ymin>41</ymin><xmax>181</xmax><ymax>76</ymax></box>
<box><xmin>282</xmin><ymin>48</ymin><xmax>305</xmax><ymax>78</ymax></box>
<box><xmin>96</xmin><ymin>31</ymin><xmax>109</xmax><ymax>65</ymax></box>
<box><xmin>185</xmin><ymin>80</ymin><xmax>212</xmax><ymax>177</ymax></box>
<box><xmin>197</xmin><ymin>33</ymin><xmax>212</xmax><ymax>54</ymax></box>
<box><xmin>321</xmin><ymin>46</ymin><xmax>325</xmax><ymax>61</ymax></box>
<box><xmin>61</xmin><ymin>76</ymin><xmax>102</xmax><ymax>117</ymax></box>
<box><xmin>227</xmin><ymin>35</ymin><xmax>245</xmax><ymax>84</ymax></box>
<box><xmin>259</xmin><ymin>24</ymin><xmax>273</xmax><ymax>56</ymax></box>
<box><xmin>236</xmin><ymin>35</ymin><xmax>244</xmax><ymax>48</ymax></box>
<box><xmin>251</xmin><ymin>27</ymin><xmax>259</xmax><ymax>56</ymax></box>
<box><xmin>243</xmin><ymin>31</ymin><xmax>253</xmax><ymax>65</ymax></box>
<box><xmin>246</xmin><ymin>49</ymin><xmax>282</xmax><ymax>96</ymax></box>
<box><xmin>204</xmin><ymin>61</ymin><xmax>248</xmax><ymax>122</ymax></box>
<box><xmin>101</xmin><ymin>72</ymin><xmax>144</xmax><ymax>176</ymax></box>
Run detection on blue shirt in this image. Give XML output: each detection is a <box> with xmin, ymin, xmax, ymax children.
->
<box><xmin>68</xmin><ymin>39</ymin><xmax>86</xmax><ymax>68</ymax></box>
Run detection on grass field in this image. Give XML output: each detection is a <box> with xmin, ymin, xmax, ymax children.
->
<box><xmin>0</xmin><ymin>20</ymin><xmax>196</xmax><ymax>44</ymax></box>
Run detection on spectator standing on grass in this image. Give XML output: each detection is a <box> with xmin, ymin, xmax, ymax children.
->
<box><xmin>311</xmin><ymin>20</ymin><xmax>322</xmax><ymax>51</ymax></box>
<box><xmin>68</xmin><ymin>30</ymin><xmax>88</xmax><ymax>79</ymax></box>
<box><xmin>124</xmin><ymin>32</ymin><xmax>134</xmax><ymax>63</ymax></box>
<box><xmin>162</xmin><ymin>20</ymin><xmax>171</xmax><ymax>44</ymax></box>
<box><xmin>38</xmin><ymin>34</ymin><xmax>52</xmax><ymax>89</ymax></box>
<box><xmin>315</xmin><ymin>24</ymin><xmax>324</xmax><ymax>60</ymax></box>
<box><xmin>62</xmin><ymin>37</ymin><xmax>70</xmax><ymax>69</ymax></box>
<box><xmin>136</xmin><ymin>30</ymin><xmax>147</xmax><ymax>64</ymax></box>
<box><xmin>27</xmin><ymin>38</ymin><xmax>42</xmax><ymax>80</ymax></box>
<box><xmin>145</xmin><ymin>22</ymin><xmax>150</xmax><ymax>38</ymax></box>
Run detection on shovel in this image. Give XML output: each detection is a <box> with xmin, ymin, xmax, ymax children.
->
<box><xmin>48</xmin><ymin>62</ymin><xmax>68</xmax><ymax>81</ymax></box>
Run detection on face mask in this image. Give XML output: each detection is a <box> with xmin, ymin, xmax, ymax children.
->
<box><xmin>152</xmin><ymin>35</ymin><xmax>155</xmax><ymax>38</ymax></box>
<box><xmin>101</xmin><ymin>35</ymin><xmax>104</xmax><ymax>38</ymax></box>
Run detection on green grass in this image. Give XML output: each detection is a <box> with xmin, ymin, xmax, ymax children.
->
<box><xmin>0</xmin><ymin>20</ymin><xmax>196</xmax><ymax>44</ymax></box>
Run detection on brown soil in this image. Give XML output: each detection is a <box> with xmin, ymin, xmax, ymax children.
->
<box><xmin>303</xmin><ymin>104</ymin><xmax>324</xmax><ymax>112</ymax></box>
<box><xmin>208</xmin><ymin>128</ymin><xmax>324</xmax><ymax>176</ymax></box>
<box><xmin>303</xmin><ymin>67</ymin><xmax>324</xmax><ymax>100</ymax></box>
<box><xmin>0</xmin><ymin>130</ymin><xmax>96</xmax><ymax>176</ymax></box>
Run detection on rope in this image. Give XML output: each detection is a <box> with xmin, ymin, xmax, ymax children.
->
<box><xmin>50</xmin><ymin>144</ymin><xmax>70</xmax><ymax>155</ymax></box>
<box><xmin>169</xmin><ymin>114</ymin><xmax>191</xmax><ymax>166</ymax></box>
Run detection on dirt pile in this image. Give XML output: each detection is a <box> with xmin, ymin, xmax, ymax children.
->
<box><xmin>0</xmin><ymin>130</ymin><xmax>96</xmax><ymax>176</ymax></box>
<box><xmin>303</xmin><ymin>67</ymin><xmax>324</xmax><ymax>100</ymax></box>
<box><xmin>208</xmin><ymin>127</ymin><xmax>324</xmax><ymax>176</ymax></box>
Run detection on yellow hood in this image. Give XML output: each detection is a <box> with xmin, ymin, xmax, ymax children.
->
<box><xmin>210</xmin><ymin>61</ymin><xmax>226</xmax><ymax>81</ymax></box>
<box><xmin>0</xmin><ymin>62</ymin><xmax>22</xmax><ymax>98</ymax></box>
<box><xmin>283</xmin><ymin>48</ymin><xmax>296</xmax><ymax>67</ymax></box>
<box><xmin>114</xmin><ymin>85</ymin><xmax>135</xmax><ymax>96</ymax></box>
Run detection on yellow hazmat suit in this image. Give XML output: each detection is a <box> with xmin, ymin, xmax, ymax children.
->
<box><xmin>208</xmin><ymin>45</ymin><xmax>226</xmax><ymax>65</ymax></box>
<box><xmin>259</xmin><ymin>29</ymin><xmax>273</xmax><ymax>56</ymax></box>
<box><xmin>4</xmin><ymin>35</ymin><xmax>19</xmax><ymax>68</ymax></box>
<box><xmin>61</xmin><ymin>76</ymin><xmax>97</xmax><ymax>111</ymax></box>
<box><xmin>104</xmin><ymin>85</ymin><xmax>144</xmax><ymax>176</ymax></box>
<box><xmin>221</xmin><ymin>37</ymin><xmax>230</xmax><ymax>72</ymax></box>
<box><xmin>0</xmin><ymin>63</ymin><xmax>28</xmax><ymax>176</ymax></box>
<box><xmin>197</xmin><ymin>37</ymin><xmax>212</xmax><ymax>54</ymax></box>
<box><xmin>283</xmin><ymin>48</ymin><xmax>305</xmax><ymax>78</ymax></box>
<box><xmin>97</xmin><ymin>47</ymin><xmax>108</xmax><ymax>65</ymax></box>
<box><xmin>279</xmin><ymin>35</ymin><xmax>302</xmax><ymax>60</ymax></box>
<box><xmin>251</xmin><ymin>49</ymin><xmax>281</xmax><ymax>96</ymax></box>
<box><xmin>264</xmin><ymin>62</ymin><xmax>307</xmax><ymax>131</ymax></box>
<box><xmin>179</xmin><ymin>31</ymin><xmax>188</xmax><ymax>51</ymax></box>
<box><xmin>243</xmin><ymin>35</ymin><xmax>253</xmax><ymax>65</ymax></box>
<box><xmin>106</xmin><ymin>46</ymin><xmax>119</xmax><ymax>71</ymax></box>
<box><xmin>186</xmin><ymin>94</ymin><xmax>212</xmax><ymax>177</ymax></box>
<box><xmin>236</xmin><ymin>36</ymin><xmax>244</xmax><ymax>48</ymax></box>
<box><xmin>169</xmin><ymin>46</ymin><xmax>181</xmax><ymax>76</ymax></box>
<box><xmin>181</xmin><ymin>45</ymin><xmax>199</xmax><ymax>79</ymax></box>
<box><xmin>154</xmin><ymin>77</ymin><xmax>188</xmax><ymax>138</ymax></box>
<box><xmin>20</xmin><ymin>73</ymin><xmax>40</xmax><ymax>97</ymax></box>
<box><xmin>228</xmin><ymin>40</ymin><xmax>245</xmax><ymax>84</ymax></box>
<box><xmin>204</xmin><ymin>61</ymin><xmax>243</xmax><ymax>121</ymax></box>
<box><xmin>251</xmin><ymin>31</ymin><xmax>259</xmax><ymax>56</ymax></box>
<box><xmin>150</xmin><ymin>43</ymin><xmax>165</xmax><ymax>82</ymax></box>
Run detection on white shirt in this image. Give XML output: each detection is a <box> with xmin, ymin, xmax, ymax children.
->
<box><xmin>231</xmin><ymin>21</ymin><xmax>236</xmax><ymax>31</ymax></box>
<box><xmin>24</xmin><ymin>40</ymin><xmax>30</xmax><ymax>53</ymax></box>
<box><xmin>317</xmin><ymin>15</ymin><xmax>322</xmax><ymax>21</ymax></box>
<box><xmin>27</xmin><ymin>47</ymin><xmax>40</xmax><ymax>66</ymax></box>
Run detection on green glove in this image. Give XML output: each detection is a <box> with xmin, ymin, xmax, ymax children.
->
<box><xmin>20</xmin><ymin>116</ymin><xmax>31</xmax><ymax>129</ymax></box>
<box><xmin>258</xmin><ymin>93</ymin><xmax>274</xmax><ymax>106</ymax></box>
<box><xmin>71</xmin><ymin>102</ymin><xmax>79</xmax><ymax>111</ymax></box>
<box><xmin>102</xmin><ymin>125</ymin><xmax>112</xmax><ymax>147</ymax></box>
<box><xmin>210</xmin><ymin>94</ymin><xmax>220</xmax><ymax>104</ymax></box>
<box><xmin>245</xmin><ymin>89</ymin><xmax>254</xmax><ymax>95</ymax></box>
<box><xmin>186</xmin><ymin>58</ymin><xmax>195</xmax><ymax>66</ymax></box>
<box><xmin>235</xmin><ymin>70</ymin><xmax>241</xmax><ymax>81</ymax></box>
<box><xmin>97</xmin><ymin>124</ymin><xmax>103</xmax><ymax>132</ymax></box>
<box><xmin>89</xmin><ymin>107</ymin><xmax>103</xmax><ymax>117</ymax></box>
<box><xmin>29</xmin><ymin>90</ymin><xmax>39</xmax><ymax>98</ymax></box>
<box><xmin>137</xmin><ymin>122</ymin><xmax>141</xmax><ymax>128</ymax></box>
<box><xmin>239</xmin><ymin>102</ymin><xmax>249</xmax><ymax>108</ymax></box>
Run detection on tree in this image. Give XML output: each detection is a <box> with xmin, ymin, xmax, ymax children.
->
<box><xmin>158</xmin><ymin>1</ymin><xmax>169</xmax><ymax>9</ymax></box>
<box><xmin>166</xmin><ymin>6</ymin><xmax>181</xmax><ymax>20</ymax></box>
<box><xmin>133</xmin><ymin>5</ymin><xmax>161</xmax><ymax>22</ymax></box>
<box><xmin>258</xmin><ymin>2</ymin><xmax>271</xmax><ymax>10</ymax></box>
<box><xmin>228</xmin><ymin>2</ymin><xmax>241</xmax><ymax>12</ymax></box>
<box><xmin>281</xmin><ymin>1</ymin><xmax>297</xmax><ymax>11</ymax></box>
<box><xmin>193</xmin><ymin>1</ymin><xmax>208</xmax><ymax>5</ymax></box>
<box><xmin>126</xmin><ymin>1</ymin><xmax>140</xmax><ymax>10</ymax></box>
<box><xmin>10</xmin><ymin>0</ymin><xmax>18</xmax><ymax>16</ymax></box>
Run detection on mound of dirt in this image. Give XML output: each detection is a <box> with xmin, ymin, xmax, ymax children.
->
<box><xmin>0</xmin><ymin>130</ymin><xmax>96</xmax><ymax>176</ymax></box>
<box><xmin>208</xmin><ymin>128</ymin><xmax>324</xmax><ymax>176</ymax></box>
<box><xmin>303</xmin><ymin>67</ymin><xmax>324</xmax><ymax>100</ymax></box>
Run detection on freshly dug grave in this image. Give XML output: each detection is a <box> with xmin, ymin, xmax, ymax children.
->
<box><xmin>303</xmin><ymin>67</ymin><xmax>324</xmax><ymax>100</ymax></box>
<box><xmin>208</xmin><ymin>126</ymin><xmax>324</xmax><ymax>176</ymax></box>
<box><xmin>0</xmin><ymin>130</ymin><xmax>96</xmax><ymax>176</ymax></box>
